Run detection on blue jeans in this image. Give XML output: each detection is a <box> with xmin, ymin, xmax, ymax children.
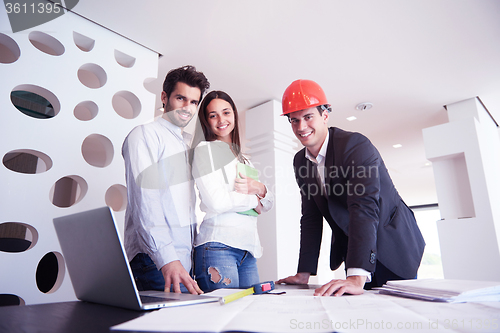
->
<box><xmin>130</xmin><ymin>253</ymin><xmax>189</xmax><ymax>293</ymax></box>
<box><xmin>194</xmin><ymin>242</ymin><xmax>259</xmax><ymax>292</ymax></box>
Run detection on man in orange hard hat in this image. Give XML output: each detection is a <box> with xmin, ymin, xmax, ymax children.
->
<box><xmin>276</xmin><ymin>80</ymin><xmax>425</xmax><ymax>296</ymax></box>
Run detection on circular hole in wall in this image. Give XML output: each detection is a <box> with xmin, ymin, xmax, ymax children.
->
<box><xmin>81</xmin><ymin>134</ymin><xmax>114</xmax><ymax>168</ymax></box>
<box><xmin>28</xmin><ymin>31</ymin><xmax>65</xmax><ymax>56</ymax></box>
<box><xmin>49</xmin><ymin>175</ymin><xmax>88</xmax><ymax>208</ymax></box>
<box><xmin>74</xmin><ymin>101</ymin><xmax>98</xmax><ymax>121</ymax></box>
<box><xmin>0</xmin><ymin>294</ymin><xmax>26</xmax><ymax>306</ymax></box>
<box><xmin>112</xmin><ymin>91</ymin><xmax>141</xmax><ymax>119</ymax></box>
<box><xmin>143</xmin><ymin>77</ymin><xmax>156</xmax><ymax>93</ymax></box>
<box><xmin>36</xmin><ymin>251</ymin><xmax>65</xmax><ymax>294</ymax></box>
<box><xmin>0</xmin><ymin>33</ymin><xmax>21</xmax><ymax>63</ymax></box>
<box><xmin>105</xmin><ymin>184</ymin><xmax>127</xmax><ymax>212</ymax></box>
<box><xmin>11</xmin><ymin>84</ymin><xmax>61</xmax><ymax>119</ymax></box>
<box><xmin>3</xmin><ymin>149</ymin><xmax>53</xmax><ymax>174</ymax></box>
<box><xmin>77</xmin><ymin>63</ymin><xmax>107</xmax><ymax>89</ymax></box>
<box><xmin>114</xmin><ymin>49</ymin><xmax>136</xmax><ymax>68</ymax></box>
<box><xmin>73</xmin><ymin>31</ymin><xmax>95</xmax><ymax>52</ymax></box>
<box><xmin>0</xmin><ymin>222</ymin><xmax>39</xmax><ymax>253</ymax></box>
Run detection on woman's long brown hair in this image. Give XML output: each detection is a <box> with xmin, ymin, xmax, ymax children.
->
<box><xmin>196</xmin><ymin>90</ymin><xmax>247</xmax><ymax>163</ymax></box>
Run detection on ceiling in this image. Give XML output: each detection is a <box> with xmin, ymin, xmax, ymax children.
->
<box><xmin>71</xmin><ymin>0</ymin><xmax>500</xmax><ymax>206</ymax></box>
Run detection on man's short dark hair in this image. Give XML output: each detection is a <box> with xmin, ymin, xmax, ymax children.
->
<box><xmin>162</xmin><ymin>65</ymin><xmax>210</xmax><ymax>101</ymax></box>
<box><xmin>286</xmin><ymin>104</ymin><xmax>332</xmax><ymax>122</ymax></box>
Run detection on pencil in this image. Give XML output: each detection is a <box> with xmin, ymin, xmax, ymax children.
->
<box><xmin>219</xmin><ymin>287</ymin><xmax>255</xmax><ymax>305</ymax></box>
<box><xmin>219</xmin><ymin>281</ymin><xmax>275</xmax><ymax>305</ymax></box>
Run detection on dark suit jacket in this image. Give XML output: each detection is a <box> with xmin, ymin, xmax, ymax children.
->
<box><xmin>294</xmin><ymin>127</ymin><xmax>425</xmax><ymax>279</ymax></box>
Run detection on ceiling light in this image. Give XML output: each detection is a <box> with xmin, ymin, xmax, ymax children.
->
<box><xmin>393</xmin><ymin>144</ymin><xmax>402</xmax><ymax>148</ymax></box>
<box><xmin>346</xmin><ymin>116</ymin><xmax>357</xmax><ymax>121</ymax></box>
<box><xmin>355</xmin><ymin>102</ymin><xmax>373</xmax><ymax>111</ymax></box>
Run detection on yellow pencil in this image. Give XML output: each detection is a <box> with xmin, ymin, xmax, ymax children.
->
<box><xmin>219</xmin><ymin>287</ymin><xmax>255</xmax><ymax>305</ymax></box>
<box><xmin>219</xmin><ymin>281</ymin><xmax>275</xmax><ymax>305</ymax></box>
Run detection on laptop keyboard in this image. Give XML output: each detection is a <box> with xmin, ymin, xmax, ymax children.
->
<box><xmin>140</xmin><ymin>295</ymin><xmax>177</xmax><ymax>304</ymax></box>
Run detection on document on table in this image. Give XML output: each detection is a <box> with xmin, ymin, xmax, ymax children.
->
<box><xmin>112</xmin><ymin>292</ymin><xmax>437</xmax><ymax>332</ymax></box>
<box><xmin>376</xmin><ymin>279</ymin><xmax>500</xmax><ymax>303</ymax></box>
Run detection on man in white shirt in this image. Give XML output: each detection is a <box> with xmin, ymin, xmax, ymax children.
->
<box><xmin>122</xmin><ymin>66</ymin><xmax>210</xmax><ymax>294</ymax></box>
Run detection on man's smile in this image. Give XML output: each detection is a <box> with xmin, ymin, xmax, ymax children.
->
<box><xmin>298</xmin><ymin>131</ymin><xmax>313</xmax><ymax>138</ymax></box>
<box><xmin>176</xmin><ymin>110</ymin><xmax>192</xmax><ymax>119</ymax></box>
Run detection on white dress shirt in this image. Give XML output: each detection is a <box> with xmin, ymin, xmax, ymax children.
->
<box><xmin>305</xmin><ymin>131</ymin><xmax>371</xmax><ymax>282</ymax></box>
<box><xmin>192</xmin><ymin>141</ymin><xmax>274</xmax><ymax>258</ymax></box>
<box><xmin>122</xmin><ymin>116</ymin><xmax>196</xmax><ymax>272</ymax></box>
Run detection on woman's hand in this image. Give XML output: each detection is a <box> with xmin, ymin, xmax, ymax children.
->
<box><xmin>254</xmin><ymin>199</ymin><xmax>263</xmax><ymax>215</ymax></box>
<box><xmin>234</xmin><ymin>173</ymin><xmax>266</xmax><ymax>198</ymax></box>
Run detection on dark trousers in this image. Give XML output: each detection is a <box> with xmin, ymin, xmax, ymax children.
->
<box><xmin>364</xmin><ymin>260</ymin><xmax>408</xmax><ymax>290</ymax></box>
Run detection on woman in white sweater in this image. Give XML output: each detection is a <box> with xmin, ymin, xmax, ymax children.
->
<box><xmin>192</xmin><ymin>90</ymin><xmax>273</xmax><ymax>292</ymax></box>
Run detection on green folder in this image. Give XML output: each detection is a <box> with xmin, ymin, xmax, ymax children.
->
<box><xmin>237</xmin><ymin>162</ymin><xmax>259</xmax><ymax>216</ymax></box>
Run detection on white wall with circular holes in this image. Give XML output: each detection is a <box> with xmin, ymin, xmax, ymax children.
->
<box><xmin>0</xmin><ymin>10</ymin><xmax>158</xmax><ymax>305</ymax></box>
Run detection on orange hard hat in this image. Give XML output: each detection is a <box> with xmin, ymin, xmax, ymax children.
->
<box><xmin>281</xmin><ymin>79</ymin><xmax>328</xmax><ymax>115</ymax></box>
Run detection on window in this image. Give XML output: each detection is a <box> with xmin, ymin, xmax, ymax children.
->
<box><xmin>413</xmin><ymin>206</ymin><xmax>444</xmax><ymax>279</ymax></box>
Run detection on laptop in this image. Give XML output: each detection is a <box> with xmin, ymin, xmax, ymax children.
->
<box><xmin>53</xmin><ymin>206</ymin><xmax>218</xmax><ymax>310</ymax></box>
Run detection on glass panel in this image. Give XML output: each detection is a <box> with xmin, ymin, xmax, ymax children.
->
<box><xmin>11</xmin><ymin>90</ymin><xmax>55</xmax><ymax>119</ymax></box>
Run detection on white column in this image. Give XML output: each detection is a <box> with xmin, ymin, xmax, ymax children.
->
<box><xmin>245</xmin><ymin>100</ymin><xmax>302</xmax><ymax>281</ymax></box>
<box><xmin>423</xmin><ymin>97</ymin><xmax>500</xmax><ymax>280</ymax></box>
